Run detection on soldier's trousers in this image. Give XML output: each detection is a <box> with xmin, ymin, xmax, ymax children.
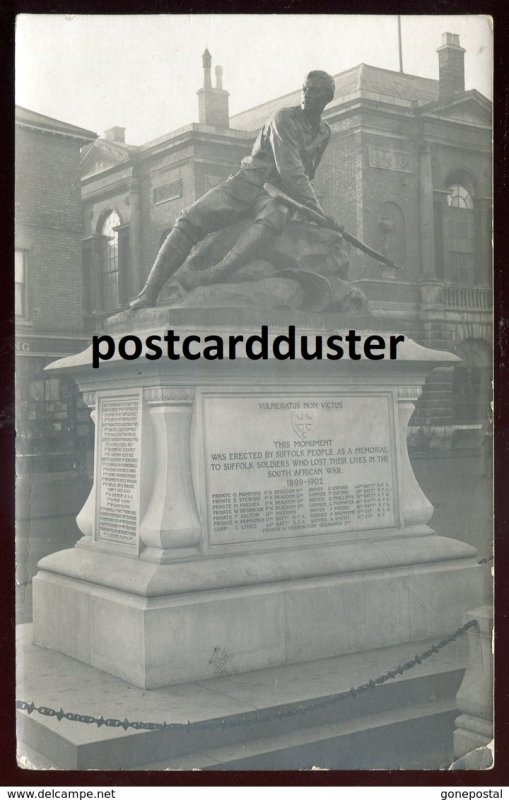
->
<box><xmin>174</xmin><ymin>168</ymin><xmax>290</xmax><ymax>245</ymax></box>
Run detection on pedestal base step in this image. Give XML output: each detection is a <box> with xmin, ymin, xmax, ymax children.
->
<box><xmin>33</xmin><ymin>540</ymin><xmax>482</xmax><ymax>688</ymax></box>
<box><xmin>17</xmin><ymin>623</ymin><xmax>467</xmax><ymax>771</ymax></box>
<box><xmin>143</xmin><ymin>701</ymin><xmax>458</xmax><ymax>770</ymax></box>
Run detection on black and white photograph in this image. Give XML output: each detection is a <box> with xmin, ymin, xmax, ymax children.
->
<box><xmin>14</xmin><ymin>14</ymin><xmax>493</xmax><ymax>773</ymax></box>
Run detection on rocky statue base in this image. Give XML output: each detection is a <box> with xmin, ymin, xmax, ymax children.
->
<box><xmin>33</xmin><ymin>307</ymin><xmax>483</xmax><ymax>689</ymax></box>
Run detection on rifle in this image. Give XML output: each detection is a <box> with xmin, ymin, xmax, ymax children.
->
<box><xmin>263</xmin><ymin>182</ymin><xmax>401</xmax><ymax>270</ymax></box>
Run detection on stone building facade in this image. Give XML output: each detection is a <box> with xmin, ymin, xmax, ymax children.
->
<box><xmin>15</xmin><ymin>107</ymin><xmax>97</xmax><ymax>593</ymax></box>
<box><xmin>80</xmin><ymin>33</ymin><xmax>492</xmax><ymax>448</ymax></box>
<box><xmin>15</xmin><ymin>106</ymin><xmax>97</xmax><ymax>471</ymax></box>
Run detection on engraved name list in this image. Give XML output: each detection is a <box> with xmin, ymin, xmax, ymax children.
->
<box><xmin>97</xmin><ymin>395</ymin><xmax>142</xmax><ymax>549</ymax></box>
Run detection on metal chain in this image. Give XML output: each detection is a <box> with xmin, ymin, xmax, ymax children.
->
<box><xmin>16</xmin><ymin>618</ymin><xmax>478</xmax><ymax>733</ymax></box>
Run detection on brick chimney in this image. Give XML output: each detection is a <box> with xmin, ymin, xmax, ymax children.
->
<box><xmin>197</xmin><ymin>49</ymin><xmax>230</xmax><ymax>128</ymax></box>
<box><xmin>437</xmin><ymin>32</ymin><xmax>466</xmax><ymax>103</ymax></box>
<box><xmin>104</xmin><ymin>126</ymin><xmax>126</xmax><ymax>143</ymax></box>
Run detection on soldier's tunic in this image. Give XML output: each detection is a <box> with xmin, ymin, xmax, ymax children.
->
<box><xmin>176</xmin><ymin>106</ymin><xmax>331</xmax><ymax>244</ymax></box>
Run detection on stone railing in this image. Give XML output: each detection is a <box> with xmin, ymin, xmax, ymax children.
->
<box><xmin>419</xmin><ymin>282</ymin><xmax>492</xmax><ymax>311</ymax></box>
<box><xmin>442</xmin><ymin>286</ymin><xmax>492</xmax><ymax>310</ymax></box>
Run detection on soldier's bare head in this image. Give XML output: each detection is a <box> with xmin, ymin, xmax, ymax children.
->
<box><xmin>301</xmin><ymin>71</ymin><xmax>335</xmax><ymax>116</ymax></box>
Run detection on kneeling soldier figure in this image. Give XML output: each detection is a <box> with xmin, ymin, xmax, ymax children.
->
<box><xmin>129</xmin><ymin>70</ymin><xmax>335</xmax><ymax>309</ymax></box>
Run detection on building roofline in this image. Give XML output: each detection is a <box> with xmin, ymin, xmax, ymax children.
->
<box><xmin>229</xmin><ymin>62</ymin><xmax>441</xmax><ymax>123</ymax></box>
<box><xmin>140</xmin><ymin>122</ymin><xmax>254</xmax><ymax>151</ymax></box>
<box><xmin>15</xmin><ymin>105</ymin><xmax>97</xmax><ymax>141</ymax></box>
<box><xmin>416</xmin><ymin>88</ymin><xmax>492</xmax><ymax>119</ymax></box>
<box><xmin>433</xmin><ymin>88</ymin><xmax>492</xmax><ymax>111</ymax></box>
<box><xmin>229</xmin><ymin>64</ymin><xmax>359</xmax><ymax>121</ymax></box>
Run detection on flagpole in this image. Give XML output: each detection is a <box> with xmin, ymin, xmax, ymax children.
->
<box><xmin>398</xmin><ymin>15</ymin><xmax>404</xmax><ymax>73</ymax></box>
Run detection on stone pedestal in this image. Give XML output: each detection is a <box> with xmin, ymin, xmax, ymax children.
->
<box><xmin>33</xmin><ymin>308</ymin><xmax>484</xmax><ymax>689</ymax></box>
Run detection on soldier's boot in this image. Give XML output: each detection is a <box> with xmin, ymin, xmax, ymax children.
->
<box><xmin>178</xmin><ymin>221</ymin><xmax>277</xmax><ymax>291</ymax></box>
<box><xmin>129</xmin><ymin>228</ymin><xmax>194</xmax><ymax>309</ymax></box>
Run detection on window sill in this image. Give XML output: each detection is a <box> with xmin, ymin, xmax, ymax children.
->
<box><xmin>154</xmin><ymin>196</ymin><xmax>182</xmax><ymax>206</ymax></box>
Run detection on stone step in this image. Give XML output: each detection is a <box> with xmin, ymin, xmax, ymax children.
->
<box><xmin>137</xmin><ymin>700</ymin><xmax>457</xmax><ymax>771</ymax></box>
<box><xmin>17</xmin><ymin>623</ymin><xmax>467</xmax><ymax>770</ymax></box>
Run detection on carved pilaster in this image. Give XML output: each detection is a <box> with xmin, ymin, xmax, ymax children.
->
<box><xmin>82</xmin><ymin>391</ymin><xmax>96</xmax><ymax>408</ymax></box>
<box><xmin>144</xmin><ymin>387</ymin><xmax>195</xmax><ymax>405</ymax></box>
<box><xmin>140</xmin><ymin>387</ymin><xmax>201</xmax><ymax>561</ymax></box>
<box><xmin>396</xmin><ymin>385</ymin><xmax>433</xmax><ymax>527</ymax></box>
<box><xmin>128</xmin><ymin>177</ymin><xmax>143</xmax><ymax>294</ymax></box>
<box><xmin>418</xmin><ymin>141</ymin><xmax>436</xmax><ymax>276</ymax></box>
<box><xmin>76</xmin><ymin>393</ymin><xmax>97</xmax><ymax>541</ymax></box>
<box><xmin>397</xmin><ymin>385</ymin><xmax>423</xmax><ymax>403</ymax></box>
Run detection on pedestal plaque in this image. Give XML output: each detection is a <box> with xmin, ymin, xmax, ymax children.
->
<box><xmin>202</xmin><ymin>391</ymin><xmax>398</xmax><ymax>547</ymax></box>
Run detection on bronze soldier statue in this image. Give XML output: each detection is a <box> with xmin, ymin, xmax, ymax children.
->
<box><xmin>129</xmin><ymin>70</ymin><xmax>336</xmax><ymax>309</ymax></box>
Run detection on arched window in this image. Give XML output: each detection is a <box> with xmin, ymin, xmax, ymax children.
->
<box><xmin>444</xmin><ymin>182</ymin><xmax>475</xmax><ymax>285</ymax></box>
<box><xmin>447</xmin><ymin>184</ymin><xmax>474</xmax><ymax>210</ymax></box>
<box><xmin>101</xmin><ymin>210</ymin><xmax>121</xmax><ymax>310</ymax></box>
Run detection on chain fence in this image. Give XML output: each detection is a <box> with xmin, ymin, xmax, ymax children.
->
<box><xmin>16</xmin><ymin>618</ymin><xmax>478</xmax><ymax>733</ymax></box>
